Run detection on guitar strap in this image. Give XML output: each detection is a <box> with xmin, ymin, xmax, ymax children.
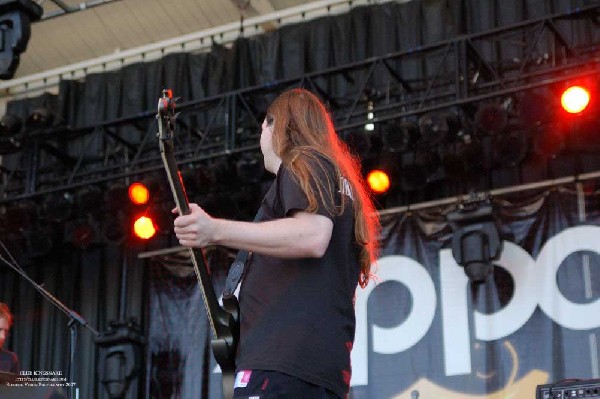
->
<box><xmin>222</xmin><ymin>207</ymin><xmax>264</xmax><ymax>298</ymax></box>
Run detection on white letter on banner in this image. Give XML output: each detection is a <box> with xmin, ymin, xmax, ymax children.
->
<box><xmin>440</xmin><ymin>248</ymin><xmax>472</xmax><ymax>376</ymax></box>
<box><xmin>474</xmin><ymin>241</ymin><xmax>538</xmax><ymax>341</ymax></box>
<box><xmin>537</xmin><ymin>226</ymin><xmax>600</xmax><ymax>330</ymax></box>
<box><xmin>351</xmin><ymin>255</ymin><xmax>436</xmax><ymax>386</ymax></box>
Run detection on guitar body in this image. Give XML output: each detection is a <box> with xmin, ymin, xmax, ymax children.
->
<box><xmin>211</xmin><ymin>294</ymin><xmax>240</xmax><ymax>398</ymax></box>
<box><xmin>157</xmin><ymin>89</ymin><xmax>239</xmax><ymax>399</ymax></box>
<box><xmin>212</xmin><ymin>294</ymin><xmax>240</xmax><ymax>399</ymax></box>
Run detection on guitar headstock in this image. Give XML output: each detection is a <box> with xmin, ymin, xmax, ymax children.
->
<box><xmin>157</xmin><ymin>89</ymin><xmax>179</xmax><ymax>142</ymax></box>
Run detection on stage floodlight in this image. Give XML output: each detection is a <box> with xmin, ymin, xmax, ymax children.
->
<box><xmin>345</xmin><ymin>130</ymin><xmax>376</xmax><ymax>160</ymax></box>
<box><xmin>105</xmin><ymin>183</ymin><xmax>129</xmax><ymax>211</ymax></box>
<box><xmin>442</xmin><ymin>136</ymin><xmax>484</xmax><ymax>181</ymax></box>
<box><xmin>42</xmin><ymin>192</ymin><xmax>74</xmax><ymax>223</ymax></box>
<box><xmin>67</xmin><ymin>220</ymin><xmax>99</xmax><ymax>249</ymax></box>
<box><xmin>209</xmin><ymin>157</ymin><xmax>238</xmax><ymax>188</ymax></box>
<box><xmin>236</xmin><ymin>152</ymin><xmax>265</xmax><ymax>183</ymax></box>
<box><xmin>133</xmin><ymin>215</ymin><xmax>156</xmax><ymax>240</ymax></box>
<box><xmin>4</xmin><ymin>200</ymin><xmax>36</xmax><ymax>230</ymax></box>
<box><xmin>128</xmin><ymin>182</ymin><xmax>150</xmax><ymax>205</ymax></box>
<box><xmin>517</xmin><ymin>90</ymin><xmax>552</xmax><ymax>127</ymax></box>
<box><xmin>382</xmin><ymin>120</ymin><xmax>420</xmax><ymax>153</ymax></box>
<box><xmin>24</xmin><ymin>224</ymin><xmax>54</xmax><ymax>257</ymax></box>
<box><xmin>0</xmin><ymin>114</ymin><xmax>22</xmax><ymax>136</ymax></box>
<box><xmin>27</xmin><ymin>106</ymin><xmax>54</xmax><ymax>128</ymax></box>
<box><xmin>533</xmin><ymin>125</ymin><xmax>565</xmax><ymax>160</ymax></box>
<box><xmin>492</xmin><ymin>130</ymin><xmax>528</xmax><ymax>167</ymax></box>
<box><xmin>103</xmin><ymin>214</ymin><xmax>127</xmax><ymax>244</ymax></box>
<box><xmin>418</xmin><ymin>113</ymin><xmax>449</xmax><ymax>145</ymax></box>
<box><xmin>475</xmin><ymin>103</ymin><xmax>508</xmax><ymax>135</ymax></box>
<box><xmin>447</xmin><ymin>198</ymin><xmax>502</xmax><ymax>284</ymax></box>
<box><xmin>76</xmin><ymin>185</ymin><xmax>104</xmax><ymax>217</ymax></box>
<box><xmin>400</xmin><ymin>149</ymin><xmax>440</xmax><ymax>192</ymax></box>
<box><xmin>367</xmin><ymin>169</ymin><xmax>391</xmax><ymax>194</ymax></box>
<box><xmin>0</xmin><ymin>0</ymin><xmax>43</xmax><ymax>79</ymax></box>
<box><xmin>561</xmin><ymin>85</ymin><xmax>591</xmax><ymax>114</ymax></box>
<box><xmin>0</xmin><ymin>113</ymin><xmax>24</xmax><ymax>154</ymax></box>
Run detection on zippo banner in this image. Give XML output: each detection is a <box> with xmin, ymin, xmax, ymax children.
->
<box><xmin>349</xmin><ymin>190</ymin><xmax>600</xmax><ymax>399</ymax></box>
<box><xmin>149</xmin><ymin>189</ymin><xmax>600</xmax><ymax>399</ymax></box>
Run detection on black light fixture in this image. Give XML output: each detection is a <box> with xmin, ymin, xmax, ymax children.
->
<box><xmin>344</xmin><ymin>130</ymin><xmax>377</xmax><ymax>160</ymax></box>
<box><xmin>442</xmin><ymin>134</ymin><xmax>485</xmax><ymax>181</ymax></box>
<box><xmin>400</xmin><ymin>149</ymin><xmax>441</xmax><ymax>192</ymax></box>
<box><xmin>381</xmin><ymin>120</ymin><xmax>420</xmax><ymax>153</ymax></box>
<box><xmin>27</xmin><ymin>106</ymin><xmax>54</xmax><ymax>128</ymax></box>
<box><xmin>76</xmin><ymin>185</ymin><xmax>105</xmax><ymax>217</ymax></box>
<box><xmin>105</xmin><ymin>183</ymin><xmax>130</xmax><ymax>212</ymax></box>
<box><xmin>475</xmin><ymin>103</ymin><xmax>508</xmax><ymax>135</ymax></box>
<box><xmin>0</xmin><ymin>113</ymin><xmax>22</xmax><ymax>136</ymax></box>
<box><xmin>103</xmin><ymin>214</ymin><xmax>127</xmax><ymax>244</ymax></box>
<box><xmin>447</xmin><ymin>196</ymin><xmax>502</xmax><ymax>284</ymax></box>
<box><xmin>66</xmin><ymin>219</ymin><xmax>99</xmax><ymax>249</ymax></box>
<box><xmin>41</xmin><ymin>191</ymin><xmax>74</xmax><ymax>223</ymax></box>
<box><xmin>517</xmin><ymin>89</ymin><xmax>552</xmax><ymax>127</ymax></box>
<box><xmin>206</xmin><ymin>157</ymin><xmax>239</xmax><ymax>192</ymax></box>
<box><xmin>418</xmin><ymin>113</ymin><xmax>449</xmax><ymax>145</ymax></box>
<box><xmin>532</xmin><ymin>125</ymin><xmax>565</xmax><ymax>160</ymax></box>
<box><xmin>492</xmin><ymin>128</ymin><xmax>528</xmax><ymax>167</ymax></box>
<box><xmin>236</xmin><ymin>152</ymin><xmax>265</xmax><ymax>183</ymax></box>
<box><xmin>418</xmin><ymin>112</ymin><xmax>461</xmax><ymax>146</ymax></box>
<box><xmin>0</xmin><ymin>113</ymin><xmax>23</xmax><ymax>154</ymax></box>
<box><xmin>4</xmin><ymin>199</ymin><xmax>37</xmax><ymax>231</ymax></box>
<box><xmin>23</xmin><ymin>223</ymin><xmax>54</xmax><ymax>257</ymax></box>
<box><xmin>0</xmin><ymin>0</ymin><xmax>43</xmax><ymax>79</ymax></box>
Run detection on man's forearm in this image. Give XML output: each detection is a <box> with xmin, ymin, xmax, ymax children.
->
<box><xmin>212</xmin><ymin>213</ymin><xmax>333</xmax><ymax>258</ymax></box>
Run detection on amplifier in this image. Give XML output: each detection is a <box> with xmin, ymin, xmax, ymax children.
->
<box><xmin>537</xmin><ymin>379</ymin><xmax>600</xmax><ymax>399</ymax></box>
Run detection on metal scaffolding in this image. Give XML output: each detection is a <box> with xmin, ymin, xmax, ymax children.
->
<box><xmin>1</xmin><ymin>3</ymin><xmax>600</xmax><ymax>204</ymax></box>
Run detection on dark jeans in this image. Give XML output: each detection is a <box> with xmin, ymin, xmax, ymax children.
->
<box><xmin>232</xmin><ymin>369</ymin><xmax>341</xmax><ymax>399</ymax></box>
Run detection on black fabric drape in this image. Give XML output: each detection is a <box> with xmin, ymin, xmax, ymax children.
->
<box><xmin>0</xmin><ymin>242</ymin><xmax>144</xmax><ymax>399</ymax></box>
<box><xmin>145</xmin><ymin>247</ymin><xmax>231</xmax><ymax>399</ymax></box>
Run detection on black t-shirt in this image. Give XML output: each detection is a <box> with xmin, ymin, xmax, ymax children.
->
<box><xmin>0</xmin><ymin>349</ymin><xmax>19</xmax><ymax>374</ymax></box>
<box><xmin>236</xmin><ymin>161</ymin><xmax>360</xmax><ymax>398</ymax></box>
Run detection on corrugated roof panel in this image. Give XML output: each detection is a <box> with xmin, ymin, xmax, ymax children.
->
<box><xmin>7</xmin><ymin>0</ymin><xmax>360</xmax><ymax>82</ymax></box>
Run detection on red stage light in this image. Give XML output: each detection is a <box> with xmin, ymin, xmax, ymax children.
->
<box><xmin>561</xmin><ymin>86</ymin><xmax>590</xmax><ymax>114</ymax></box>
<box><xmin>367</xmin><ymin>169</ymin><xmax>391</xmax><ymax>194</ymax></box>
<box><xmin>128</xmin><ymin>182</ymin><xmax>150</xmax><ymax>205</ymax></box>
<box><xmin>133</xmin><ymin>215</ymin><xmax>156</xmax><ymax>240</ymax></box>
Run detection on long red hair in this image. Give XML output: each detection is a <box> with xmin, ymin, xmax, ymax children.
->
<box><xmin>266</xmin><ymin>89</ymin><xmax>380</xmax><ymax>288</ymax></box>
<box><xmin>0</xmin><ymin>303</ymin><xmax>13</xmax><ymax>327</ymax></box>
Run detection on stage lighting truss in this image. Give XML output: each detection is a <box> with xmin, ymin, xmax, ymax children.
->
<box><xmin>1</xmin><ymin>4</ymin><xmax>600</xmax><ymax>203</ymax></box>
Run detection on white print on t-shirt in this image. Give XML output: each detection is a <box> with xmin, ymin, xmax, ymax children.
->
<box><xmin>234</xmin><ymin>370</ymin><xmax>252</xmax><ymax>388</ymax></box>
<box><xmin>339</xmin><ymin>176</ymin><xmax>354</xmax><ymax>200</ymax></box>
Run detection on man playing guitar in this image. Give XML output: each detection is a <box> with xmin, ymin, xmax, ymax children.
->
<box><xmin>173</xmin><ymin>89</ymin><xmax>380</xmax><ymax>399</ymax></box>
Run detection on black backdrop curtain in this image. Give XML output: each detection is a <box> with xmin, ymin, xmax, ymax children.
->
<box><xmin>1</xmin><ymin>1</ymin><xmax>600</xmax><ymax>398</ymax></box>
<box><xmin>0</xmin><ymin>241</ymin><xmax>148</xmax><ymax>398</ymax></box>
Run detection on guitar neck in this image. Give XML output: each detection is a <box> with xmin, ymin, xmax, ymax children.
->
<box><xmin>160</xmin><ymin>140</ymin><xmax>230</xmax><ymax>339</ymax></box>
